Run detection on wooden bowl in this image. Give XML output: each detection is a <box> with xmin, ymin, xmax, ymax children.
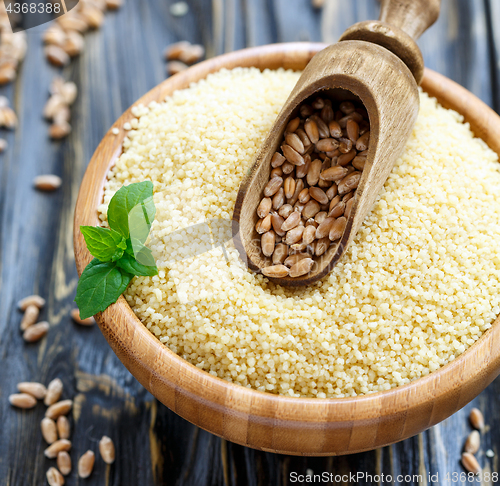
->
<box><xmin>74</xmin><ymin>42</ymin><xmax>500</xmax><ymax>456</ymax></box>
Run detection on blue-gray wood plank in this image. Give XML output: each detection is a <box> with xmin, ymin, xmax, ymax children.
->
<box><xmin>0</xmin><ymin>0</ymin><xmax>499</xmax><ymax>485</ymax></box>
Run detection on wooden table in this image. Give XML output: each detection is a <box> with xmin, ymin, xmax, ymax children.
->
<box><xmin>1</xmin><ymin>0</ymin><xmax>499</xmax><ymax>484</ymax></box>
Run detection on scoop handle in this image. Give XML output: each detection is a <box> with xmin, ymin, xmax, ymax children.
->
<box><xmin>339</xmin><ymin>0</ymin><xmax>440</xmax><ymax>84</ymax></box>
<box><xmin>379</xmin><ymin>0</ymin><xmax>441</xmax><ymax>40</ymax></box>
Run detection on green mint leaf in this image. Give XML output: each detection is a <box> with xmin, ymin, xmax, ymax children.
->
<box><xmin>80</xmin><ymin>226</ymin><xmax>127</xmax><ymax>262</ymax></box>
<box><xmin>75</xmin><ymin>258</ymin><xmax>133</xmax><ymax>319</ymax></box>
<box><xmin>124</xmin><ymin>237</ymin><xmax>156</xmax><ymax>267</ymax></box>
<box><xmin>128</xmin><ymin>195</ymin><xmax>156</xmax><ymax>244</ymax></box>
<box><xmin>107</xmin><ymin>181</ymin><xmax>154</xmax><ymax>238</ymax></box>
<box><xmin>124</xmin><ymin>238</ymin><xmax>136</xmax><ymax>256</ymax></box>
<box><xmin>116</xmin><ymin>251</ymin><xmax>158</xmax><ymax>277</ymax></box>
<box><xmin>129</xmin><ymin>237</ymin><xmax>157</xmax><ymax>266</ymax></box>
<box><xmin>131</xmin><ymin>234</ymin><xmax>156</xmax><ymax>266</ymax></box>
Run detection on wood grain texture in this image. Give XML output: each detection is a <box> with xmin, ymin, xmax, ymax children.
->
<box><xmin>379</xmin><ymin>0</ymin><xmax>440</xmax><ymax>39</ymax></box>
<box><xmin>1</xmin><ymin>0</ymin><xmax>500</xmax><ymax>483</ymax></box>
<box><xmin>74</xmin><ymin>42</ymin><xmax>500</xmax><ymax>456</ymax></box>
<box><xmin>339</xmin><ymin>21</ymin><xmax>426</xmax><ymax>82</ymax></box>
<box><xmin>340</xmin><ymin>0</ymin><xmax>440</xmax><ymax>84</ymax></box>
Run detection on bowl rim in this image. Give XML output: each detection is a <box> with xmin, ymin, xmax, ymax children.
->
<box><xmin>74</xmin><ymin>42</ymin><xmax>500</xmax><ymax>455</ymax></box>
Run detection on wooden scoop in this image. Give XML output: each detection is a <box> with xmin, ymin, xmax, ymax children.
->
<box><xmin>233</xmin><ymin>0</ymin><xmax>440</xmax><ymax>286</ymax></box>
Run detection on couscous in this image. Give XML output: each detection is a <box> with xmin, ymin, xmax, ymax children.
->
<box><xmin>99</xmin><ymin>67</ymin><xmax>500</xmax><ymax>398</ymax></box>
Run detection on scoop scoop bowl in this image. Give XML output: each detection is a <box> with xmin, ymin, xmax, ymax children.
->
<box><xmin>233</xmin><ymin>0</ymin><xmax>440</xmax><ymax>286</ymax></box>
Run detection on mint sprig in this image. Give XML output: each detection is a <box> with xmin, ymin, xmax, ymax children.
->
<box><xmin>80</xmin><ymin>226</ymin><xmax>127</xmax><ymax>262</ymax></box>
<box><xmin>107</xmin><ymin>182</ymin><xmax>155</xmax><ymax>238</ymax></box>
<box><xmin>75</xmin><ymin>181</ymin><xmax>158</xmax><ymax>319</ymax></box>
<box><xmin>117</xmin><ymin>251</ymin><xmax>158</xmax><ymax>277</ymax></box>
<box><xmin>75</xmin><ymin>260</ymin><xmax>133</xmax><ymax>318</ymax></box>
